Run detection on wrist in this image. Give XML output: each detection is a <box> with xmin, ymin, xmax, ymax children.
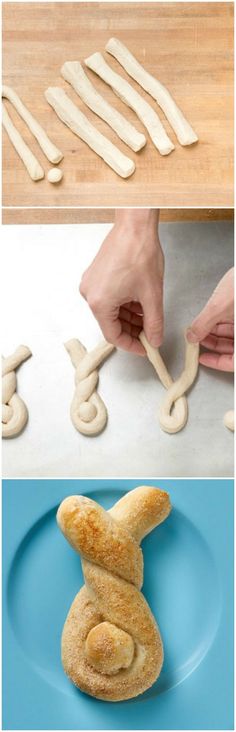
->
<box><xmin>115</xmin><ymin>208</ymin><xmax>159</xmax><ymax>235</ymax></box>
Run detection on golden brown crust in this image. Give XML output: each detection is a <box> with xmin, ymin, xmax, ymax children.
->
<box><xmin>58</xmin><ymin>485</ymin><xmax>171</xmax><ymax>701</ymax></box>
<box><xmin>109</xmin><ymin>485</ymin><xmax>171</xmax><ymax>541</ymax></box>
<box><xmin>57</xmin><ymin>495</ymin><xmax>143</xmax><ymax>588</ymax></box>
<box><xmin>85</xmin><ymin>621</ymin><xmax>135</xmax><ymax>675</ymax></box>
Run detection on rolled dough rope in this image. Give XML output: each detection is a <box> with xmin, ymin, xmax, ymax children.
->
<box><xmin>223</xmin><ymin>410</ymin><xmax>234</xmax><ymax>432</ymax></box>
<box><xmin>2</xmin><ymin>345</ymin><xmax>32</xmax><ymax>438</ymax></box>
<box><xmin>64</xmin><ymin>338</ymin><xmax>115</xmax><ymax>435</ymax></box>
<box><xmin>45</xmin><ymin>87</ymin><xmax>135</xmax><ymax>178</ymax></box>
<box><xmin>57</xmin><ymin>485</ymin><xmax>171</xmax><ymax>701</ymax></box>
<box><xmin>106</xmin><ymin>38</ymin><xmax>198</xmax><ymax>146</ymax></box>
<box><xmin>2</xmin><ymin>85</ymin><xmax>63</xmax><ymax>164</ymax></box>
<box><xmin>140</xmin><ymin>330</ymin><xmax>188</xmax><ymax>432</ymax></box>
<box><xmin>158</xmin><ymin>334</ymin><xmax>199</xmax><ymax>433</ymax></box>
<box><xmin>85</xmin><ymin>52</ymin><xmax>175</xmax><ymax>156</ymax></box>
<box><xmin>61</xmin><ymin>61</ymin><xmax>146</xmax><ymax>152</ymax></box>
<box><xmin>2</xmin><ymin>104</ymin><xmax>44</xmax><ymax>181</ymax></box>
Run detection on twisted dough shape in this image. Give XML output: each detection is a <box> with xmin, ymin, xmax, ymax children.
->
<box><xmin>57</xmin><ymin>485</ymin><xmax>171</xmax><ymax>701</ymax></box>
<box><xmin>64</xmin><ymin>338</ymin><xmax>115</xmax><ymax>435</ymax></box>
<box><xmin>2</xmin><ymin>345</ymin><xmax>32</xmax><ymax>437</ymax></box>
<box><xmin>140</xmin><ymin>330</ymin><xmax>199</xmax><ymax>433</ymax></box>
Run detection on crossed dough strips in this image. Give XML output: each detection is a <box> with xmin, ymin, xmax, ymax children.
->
<box><xmin>64</xmin><ymin>338</ymin><xmax>115</xmax><ymax>435</ymax></box>
<box><xmin>57</xmin><ymin>485</ymin><xmax>171</xmax><ymax>701</ymax></box>
<box><xmin>140</xmin><ymin>330</ymin><xmax>199</xmax><ymax>433</ymax></box>
<box><xmin>2</xmin><ymin>85</ymin><xmax>63</xmax><ymax>180</ymax></box>
<box><xmin>2</xmin><ymin>345</ymin><xmax>32</xmax><ymax>438</ymax></box>
<box><xmin>2</xmin><ymin>337</ymin><xmax>231</xmax><ymax>438</ymax></box>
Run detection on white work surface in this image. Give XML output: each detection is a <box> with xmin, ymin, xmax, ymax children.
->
<box><xmin>2</xmin><ymin>221</ymin><xmax>234</xmax><ymax>478</ymax></box>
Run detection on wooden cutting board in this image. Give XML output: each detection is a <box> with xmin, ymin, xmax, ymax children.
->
<box><xmin>2</xmin><ymin>208</ymin><xmax>234</xmax><ymax>225</ymax></box>
<box><xmin>2</xmin><ymin>2</ymin><xmax>234</xmax><ymax>208</ymax></box>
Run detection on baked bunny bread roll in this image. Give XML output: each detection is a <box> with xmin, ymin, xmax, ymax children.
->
<box><xmin>57</xmin><ymin>485</ymin><xmax>171</xmax><ymax>701</ymax></box>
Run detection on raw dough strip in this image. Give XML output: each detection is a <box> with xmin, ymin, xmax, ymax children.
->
<box><xmin>61</xmin><ymin>61</ymin><xmax>146</xmax><ymax>152</ymax></box>
<box><xmin>57</xmin><ymin>485</ymin><xmax>171</xmax><ymax>701</ymax></box>
<box><xmin>2</xmin><ymin>85</ymin><xmax>63</xmax><ymax>164</ymax></box>
<box><xmin>140</xmin><ymin>330</ymin><xmax>199</xmax><ymax>433</ymax></box>
<box><xmin>45</xmin><ymin>87</ymin><xmax>135</xmax><ymax>178</ymax></box>
<box><xmin>65</xmin><ymin>338</ymin><xmax>115</xmax><ymax>435</ymax></box>
<box><xmin>2</xmin><ymin>345</ymin><xmax>32</xmax><ymax>438</ymax></box>
<box><xmin>223</xmin><ymin>410</ymin><xmax>234</xmax><ymax>432</ymax></box>
<box><xmin>158</xmin><ymin>334</ymin><xmax>199</xmax><ymax>433</ymax></box>
<box><xmin>85</xmin><ymin>52</ymin><xmax>175</xmax><ymax>156</ymax></box>
<box><xmin>106</xmin><ymin>38</ymin><xmax>198</xmax><ymax>146</ymax></box>
<box><xmin>2</xmin><ymin>104</ymin><xmax>44</xmax><ymax>181</ymax></box>
<box><xmin>140</xmin><ymin>330</ymin><xmax>188</xmax><ymax>432</ymax></box>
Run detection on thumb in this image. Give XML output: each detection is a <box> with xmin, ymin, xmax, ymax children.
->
<box><xmin>187</xmin><ymin>268</ymin><xmax>234</xmax><ymax>344</ymax></box>
<box><xmin>187</xmin><ymin>296</ymin><xmax>221</xmax><ymax>344</ymax></box>
<box><xmin>141</xmin><ymin>286</ymin><xmax>164</xmax><ymax>348</ymax></box>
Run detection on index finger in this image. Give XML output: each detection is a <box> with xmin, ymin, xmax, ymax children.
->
<box><xmin>98</xmin><ymin>314</ymin><xmax>145</xmax><ymax>356</ymax></box>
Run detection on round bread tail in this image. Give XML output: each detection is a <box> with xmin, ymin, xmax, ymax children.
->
<box><xmin>57</xmin><ymin>485</ymin><xmax>171</xmax><ymax>701</ymax></box>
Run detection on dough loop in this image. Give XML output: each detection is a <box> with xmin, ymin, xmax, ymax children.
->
<box><xmin>140</xmin><ymin>330</ymin><xmax>199</xmax><ymax>433</ymax></box>
<box><xmin>2</xmin><ymin>345</ymin><xmax>32</xmax><ymax>438</ymax></box>
<box><xmin>57</xmin><ymin>485</ymin><xmax>171</xmax><ymax>700</ymax></box>
<box><xmin>64</xmin><ymin>338</ymin><xmax>115</xmax><ymax>435</ymax></box>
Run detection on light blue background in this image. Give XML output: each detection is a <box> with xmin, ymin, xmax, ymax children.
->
<box><xmin>3</xmin><ymin>478</ymin><xmax>234</xmax><ymax>730</ymax></box>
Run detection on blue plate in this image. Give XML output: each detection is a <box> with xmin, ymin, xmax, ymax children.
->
<box><xmin>3</xmin><ymin>479</ymin><xmax>233</xmax><ymax>730</ymax></box>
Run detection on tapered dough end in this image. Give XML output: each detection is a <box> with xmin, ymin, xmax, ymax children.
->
<box><xmin>110</xmin><ymin>485</ymin><xmax>171</xmax><ymax>542</ymax></box>
<box><xmin>56</xmin><ymin>495</ymin><xmax>81</xmax><ymax>535</ymax></box>
<box><xmin>2</xmin><ymin>344</ymin><xmax>33</xmax><ymax>372</ymax></box>
<box><xmin>51</xmin><ymin>151</ymin><xmax>64</xmax><ymax>164</ymax></box>
<box><xmin>17</xmin><ymin>344</ymin><xmax>33</xmax><ymax>360</ymax></box>
<box><xmin>132</xmin><ymin>132</ymin><xmax>146</xmax><ymax>152</ymax></box>
<box><xmin>105</xmin><ymin>37</ymin><xmax>118</xmax><ymax>51</ymax></box>
<box><xmin>223</xmin><ymin>410</ymin><xmax>234</xmax><ymax>432</ymax></box>
<box><xmin>61</xmin><ymin>60</ymin><xmax>82</xmax><ymax>77</ymax></box>
<box><xmin>157</xmin><ymin>138</ymin><xmax>175</xmax><ymax>156</ymax></box>
<box><xmin>31</xmin><ymin>163</ymin><xmax>45</xmax><ymax>181</ymax></box>
<box><xmin>178</xmin><ymin>129</ymin><xmax>198</xmax><ymax>146</ymax></box>
<box><xmin>119</xmin><ymin>158</ymin><xmax>135</xmax><ymax>178</ymax></box>
<box><xmin>84</xmin><ymin>52</ymin><xmax>102</xmax><ymax>68</ymax></box>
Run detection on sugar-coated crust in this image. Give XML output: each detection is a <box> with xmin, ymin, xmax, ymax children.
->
<box><xmin>57</xmin><ymin>485</ymin><xmax>171</xmax><ymax>701</ymax></box>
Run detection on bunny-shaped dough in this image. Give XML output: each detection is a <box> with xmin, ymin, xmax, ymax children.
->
<box><xmin>57</xmin><ymin>485</ymin><xmax>171</xmax><ymax>701</ymax></box>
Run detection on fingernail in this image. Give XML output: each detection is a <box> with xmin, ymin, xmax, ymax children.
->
<box><xmin>149</xmin><ymin>335</ymin><xmax>162</xmax><ymax>348</ymax></box>
<box><xmin>186</xmin><ymin>329</ymin><xmax>198</xmax><ymax>344</ymax></box>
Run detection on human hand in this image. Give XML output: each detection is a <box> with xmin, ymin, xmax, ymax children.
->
<box><xmin>80</xmin><ymin>209</ymin><xmax>164</xmax><ymax>356</ymax></box>
<box><xmin>187</xmin><ymin>268</ymin><xmax>234</xmax><ymax>371</ymax></box>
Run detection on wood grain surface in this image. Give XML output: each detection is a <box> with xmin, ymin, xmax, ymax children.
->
<box><xmin>2</xmin><ymin>2</ymin><xmax>234</xmax><ymax>208</ymax></box>
<box><xmin>2</xmin><ymin>208</ymin><xmax>234</xmax><ymax>225</ymax></box>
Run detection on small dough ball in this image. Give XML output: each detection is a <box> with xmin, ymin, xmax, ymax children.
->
<box><xmin>85</xmin><ymin>621</ymin><xmax>135</xmax><ymax>675</ymax></box>
<box><xmin>47</xmin><ymin>167</ymin><xmax>63</xmax><ymax>183</ymax></box>
<box><xmin>78</xmin><ymin>401</ymin><xmax>97</xmax><ymax>422</ymax></box>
